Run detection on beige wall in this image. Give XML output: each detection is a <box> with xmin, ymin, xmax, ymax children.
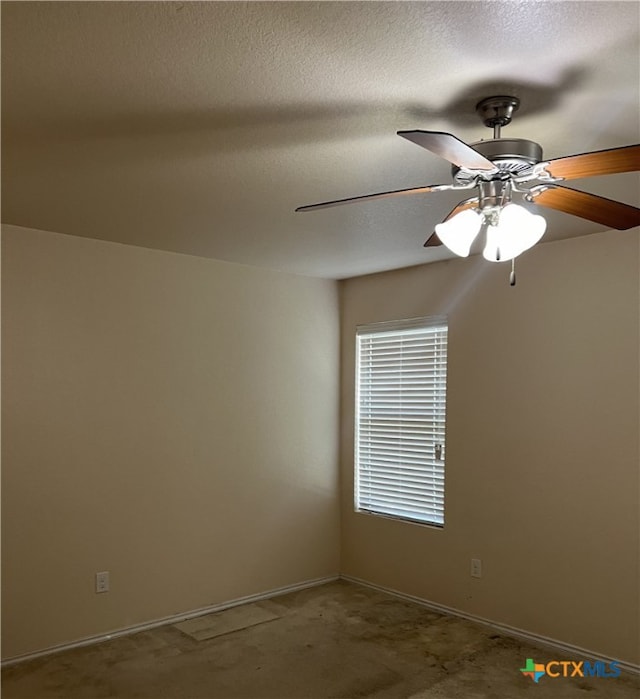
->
<box><xmin>1</xmin><ymin>224</ymin><xmax>340</xmax><ymax>659</ymax></box>
<box><xmin>340</xmin><ymin>230</ymin><xmax>640</xmax><ymax>664</ymax></box>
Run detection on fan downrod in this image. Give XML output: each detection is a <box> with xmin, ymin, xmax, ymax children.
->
<box><xmin>476</xmin><ymin>96</ymin><xmax>520</xmax><ymax>138</ymax></box>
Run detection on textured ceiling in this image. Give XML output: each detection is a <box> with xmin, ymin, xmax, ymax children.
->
<box><xmin>2</xmin><ymin>1</ymin><xmax>639</xmax><ymax>279</ymax></box>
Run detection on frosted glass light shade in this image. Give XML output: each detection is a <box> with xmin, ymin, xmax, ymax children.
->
<box><xmin>482</xmin><ymin>204</ymin><xmax>546</xmax><ymax>262</ymax></box>
<box><xmin>435</xmin><ymin>209</ymin><xmax>482</xmax><ymax>257</ymax></box>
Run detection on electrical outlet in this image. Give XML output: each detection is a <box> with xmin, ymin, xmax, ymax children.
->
<box><xmin>96</xmin><ymin>571</ymin><xmax>110</xmax><ymax>593</ymax></box>
<box><xmin>471</xmin><ymin>558</ymin><xmax>482</xmax><ymax>578</ymax></box>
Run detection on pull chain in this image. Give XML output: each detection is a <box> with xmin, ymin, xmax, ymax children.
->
<box><xmin>509</xmin><ymin>257</ymin><xmax>516</xmax><ymax>286</ymax></box>
<box><xmin>495</xmin><ymin>182</ymin><xmax>510</xmax><ymax>264</ymax></box>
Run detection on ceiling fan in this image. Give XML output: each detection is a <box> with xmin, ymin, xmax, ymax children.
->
<box><xmin>296</xmin><ymin>96</ymin><xmax>640</xmax><ymax>272</ymax></box>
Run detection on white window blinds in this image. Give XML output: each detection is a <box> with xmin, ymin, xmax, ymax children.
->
<box><xmin>355</xmin><ymin>316</ymin><xmax>448</xmax><ymax>526</ymax></box>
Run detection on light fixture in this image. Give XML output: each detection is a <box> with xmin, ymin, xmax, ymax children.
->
<box><xmin>434</xmin><ymin>209</ymin><xmax>483</xmax><ymax>257</ymax></box>
<box><xmin>435</xmin><ymin>177</ymin><xmax>547</xmax><ymax>264</ymax></box>
<box><xmin>482</xmin><ymin>204</ymin><xmax>547</xmax><ymax>262</ymax></box>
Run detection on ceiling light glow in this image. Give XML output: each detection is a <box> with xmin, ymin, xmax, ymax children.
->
<box><xmin>434</xmin><ymin>209</ymin><xmax>483</xmax><ymax>257</ymax></box>
<box><xmin>482</xmin><ymin>204</ymin><xmax>547</xmax><ymax>262</ymax></box>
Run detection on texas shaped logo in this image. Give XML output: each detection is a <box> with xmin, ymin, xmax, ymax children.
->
<box><xmin>520</xmin><ymin>658</ymin><xmax>546</xmax><ymax>683</ymax></box>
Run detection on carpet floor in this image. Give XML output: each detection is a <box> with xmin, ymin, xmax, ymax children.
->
<box><xmin>2</xmin><ymin>580</ymin><xmax>638</xmax><ymax>698</ymax></box>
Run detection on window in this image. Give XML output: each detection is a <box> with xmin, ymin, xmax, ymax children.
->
<box><xmin>355</xmin><ymin>316</ymin><xmax>448</xmax><ymax>526</ymax></box>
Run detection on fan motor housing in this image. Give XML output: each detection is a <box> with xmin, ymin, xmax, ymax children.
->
<box><xmin>452</xmin><ymin>138</ymin><xmax>543</xmax><ymax>183</ymax></box>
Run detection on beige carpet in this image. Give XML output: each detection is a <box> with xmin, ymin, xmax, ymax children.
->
<box><xmin>2</xmin><ymin>580</ymin><xmax>638</xmax><ymax>698</ymax></box>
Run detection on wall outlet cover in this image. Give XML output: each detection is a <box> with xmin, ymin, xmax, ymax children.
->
<box><xmin>96</xmin><ymin>571</ymin><xmax>110</xmax><ymax>593</ymax></box>
<box><xmin>471</xmin><ymin>558</ymin><xmax>482</xmax><ymax>578</ymax></box>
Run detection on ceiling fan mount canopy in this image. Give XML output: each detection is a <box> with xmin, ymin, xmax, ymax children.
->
<box><xmin>475</xmin><ymin>95</ymin><xmax>521</xmax><ymax>130</ymax></box>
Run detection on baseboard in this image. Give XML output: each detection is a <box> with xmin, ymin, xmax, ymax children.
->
<box><xmin>341</xmin><ymin>574</ymin><xmax>640</xmax><ymax>676</ymax></box>
<box><xmin>1</xmin><ymin>574</ymin><xmax>339</xmax><ymax>667</ymax></box>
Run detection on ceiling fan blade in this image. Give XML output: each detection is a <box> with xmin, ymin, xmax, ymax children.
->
<box><xmin>532</xmin><ymin>185</ymin><xmax>640</xmax><ymax>230</ymax></box>
<box><xmin>398</xmin><ymin>130</ymin><xmax>496</xmax><ymax>172</ymax></box>
<box><xmin>295</xmin><ymin>184</ymin><xmax>447</xmax><ymax>212</ymax></box>
<box><xmin>423</xmin><ymin>198</ymin><xmax>479</xmax><ymax>247</ymax></box>
<box><xmin>544</xmin><ymin>144</ymin><xmax>640</xmax><ymax>181</ymax></box>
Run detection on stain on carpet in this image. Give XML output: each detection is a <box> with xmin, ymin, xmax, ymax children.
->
<box><xmin>173</xmin><ymin>602</ymin><xmax>280</xmax><ymax>641</ymax></box>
